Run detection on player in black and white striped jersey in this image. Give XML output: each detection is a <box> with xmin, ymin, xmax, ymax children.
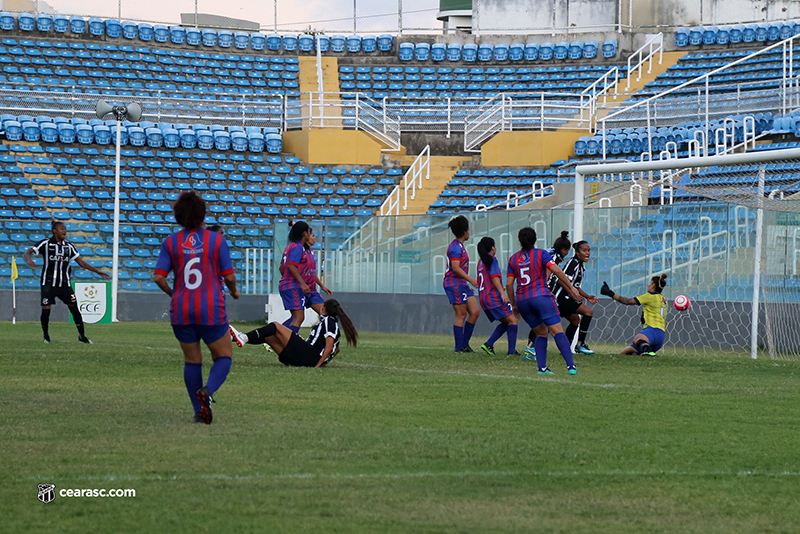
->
<box><xmin>229</xmin><ymin>299</ymin><xmax>358</xmax><ymax>367</ymax></box>
<box><xmin>548</xmin><ymin>240</ymin><xmax>598</xmax><ymax>354</ymax></box>
<box><xmin>24</xmin><ymin>221</ymin><xmax>110</xmax><ymax>344</ymax></box>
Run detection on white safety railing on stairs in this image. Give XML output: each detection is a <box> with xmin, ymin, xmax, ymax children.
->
<box><xmin>380</xmin><ymin>145</ymin><xmax>431</xmax><ymax>216</ymax></box>
<box><xmin>463</xmin><ymin>94</ymin><xmax>508</xmax><ymax>152</ymax></box>
<box><xmin>625</xmin><ymin>33</ymin><xmax>663</xmax><ymax>91</ymax></box>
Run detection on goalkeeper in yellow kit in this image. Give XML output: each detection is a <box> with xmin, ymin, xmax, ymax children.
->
<box><xmin>600</xmin><ymin>274</ymin><xmax>669</xmax><ymax>357</ymax></box>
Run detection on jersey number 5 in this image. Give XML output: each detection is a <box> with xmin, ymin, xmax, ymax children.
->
<box><xmin>184</xmin><ymin>257</ymin><xmax>203</xmax><ymax>290</ymax></box>
<box><xmin>519</xmin><ymin>266</ymin><xmax>531</xmax><ymax>286</ymax></box>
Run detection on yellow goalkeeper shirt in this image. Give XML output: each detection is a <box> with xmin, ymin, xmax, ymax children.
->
<box><xmin>635</xmin><ymin>292</ymin><xmax>668</xmax><ymax>331</ymax></box>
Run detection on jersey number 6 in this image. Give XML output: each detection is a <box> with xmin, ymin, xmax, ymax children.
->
<box><xmin>184</xmin><ymin>257</ymin><xmax>203</xmax><ymax>290</ymax></box>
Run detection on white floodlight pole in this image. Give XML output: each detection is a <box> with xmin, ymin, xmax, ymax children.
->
<box><xmin>111</xmin><ymin>118</ymin><xmax>122</xmax><ymax>322</ymax></box>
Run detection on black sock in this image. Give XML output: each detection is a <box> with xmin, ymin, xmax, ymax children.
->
<box><xmin>578</xmin><ymin>315</ymin><xmax>593</xmax><ymax>343</ymax></box>
<box><xmin>527</xmin><ymin>329</ymin><xmax>537</xmax><ymax>345</ymax></box>
<box><xmin>41</xmin><ymin>308</ymin><xmax>51</xmax><ymax>335</ymax></box>
<box><xmin>247</xmin><ymin>322</ymin><xmax>277</xmax><ymax>344</ymax></box>
<box><xmin>565</xmin><ymin>323</ymin><xmax>578</xmax><ymax>344</ymax></box>
<box><xmin>69</xmin><ymin>306</ymin><xmax>85</xmax><ymax>337</ymax></box>
<box><xmin>635</xmin><ymin>339</ymin><xmax>652</xmax><ymax>353</ymax></box>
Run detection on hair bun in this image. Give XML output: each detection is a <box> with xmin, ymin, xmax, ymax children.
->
<box><xmin>561</xmin><ymin>230</ymin><xmax>569</xmax><ymax>238</ymax></box>
<box><xmin>660</xmin><ymin>274</ymin><xmax>668</xmax><ymax>287</ymax></box>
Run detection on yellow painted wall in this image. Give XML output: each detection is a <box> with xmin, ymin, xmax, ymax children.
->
<box><xmin>282</xmin><ymin>129</ymin><xmax>383</xmax><ymax>165</ymax></box>
<box><xmin>481</xmin><ymin>130</ymin><xmax>586</xmax><ymax>166</ymax></box>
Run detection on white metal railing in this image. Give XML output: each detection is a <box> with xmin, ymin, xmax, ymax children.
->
<box><xmin>626</xmin><ymin>33</ymin><xmax>664</xmax><ymax>91</ymax></box>
<box><xmin>244</xmin><ymin>248</ymin><xmax>273</xmax><ymax>295</ymax></box>
<box><xmin>475</xmin><ymin>180</ymin><xmax>554</xmax><ymax>212</ymax></box>
<box><xmin>298</xmin><ymin>91</ymin><xmax>401</xmax><ymax>150</ymax></box>
<box><xmin>380</xmin><ymin>145</ymin><xmax>430</xmax><ymax>216</ymax></box>
<box><xmin>463</xmin><ymin>94</ymin><xmax>507</xmax><ymax>152</ymax></box>
<box><xmin>601</xmin><ymin>35</ymin><xmax>800</xmax><ymax>135</ymax></box>
<box><xmin>610</xmin><ymin>225</ymin><xmax>730</xmax><ymax>293</ymax></box>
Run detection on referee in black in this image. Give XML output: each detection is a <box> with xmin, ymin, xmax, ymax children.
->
<box><xmin>24</xmin><ymin>221</ymin><xmax>110</xmax><ymax>344</ymax></box>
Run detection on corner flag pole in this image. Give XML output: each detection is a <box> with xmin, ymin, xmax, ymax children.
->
<box><xmin>11</xmin><ymin>256</ymin><xmax>18</xmax><ymax>324</ymax></box>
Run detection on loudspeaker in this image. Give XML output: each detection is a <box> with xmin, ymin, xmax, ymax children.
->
<box><xmin>95</xmin><ymin>100</ymin><xmax>142</xmax><ymax>122</ymax></box>
<box><xmin>124</xmin><ymin>102</ymin><xmax>142</xmax><ymax>123</ymax></box>
<box><xmin>95</xmin><ymin>99</ymin><xmax>114</xmax><ymax>120</ymax></box>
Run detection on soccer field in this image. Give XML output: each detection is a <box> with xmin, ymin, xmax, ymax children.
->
<box><xmin>4</xmin><ymin>321</ymin><xmax>799</xmax><ymax>534</ymax></box>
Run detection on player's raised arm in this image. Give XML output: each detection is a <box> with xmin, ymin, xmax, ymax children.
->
<box><xmin>600</xmin><ymin>282</ymin><xmax>638</xmax><ymax>305</ymax></box>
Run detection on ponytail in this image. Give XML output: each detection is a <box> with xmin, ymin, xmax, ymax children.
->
<box><xmin>288</xmin><ymin>220</ymin><xmax>310</xmax><ymax>242</ymax></box>
<box><xmin>518</xmin><ymin>227</ymin><xmax>537</xmax><ymax>251</ymax></box>
<box><xmin>651</xmin><ymin>273</ymin><xmax>668</xmax><ymax>294</ymax></box>
<box><xmin>324</xmin><ymin>299</ymin><xmax>358</xmax><ymax>348</ymax></box>
<box><xmin>552</xmin><ymin>230</ymin><xmax>570</xmax><ymax>254</ymax></box>
<box><xmin>477</xmin><ymin>236</ymin><xmax>495</xmax><ymax>268</ymax></box>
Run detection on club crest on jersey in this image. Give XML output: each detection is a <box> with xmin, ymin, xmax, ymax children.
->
<box><xmin>182</xmin><ymin>233</ymin><xmax>203</xmax><ymax>255</ymax></box>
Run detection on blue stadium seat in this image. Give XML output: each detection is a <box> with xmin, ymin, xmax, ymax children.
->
<box><xmin>539</xmin><ymin>42</ymin><xmax>554</xmax><ymax>60</ymax></box>
<box><xmin>36</xmin><ymin>13</ymin><xmax>52</xmax><ymax>32</ymax></box>
<box><xmin>377</xmin><ymin>34</ymin><xmax>393</xmax><ymax>52</ymax></box>
<box><xmin>170</xmin><ymin>25</ymin><xmax>186</xmax><ymax>44</ymax></box>
<box><xmin>18</xmin><ymin>13</ymin><xmax>34</xmax><ymax>32</ymax></box>
<box><xmin>399</xmin><ymin>42</ymin><xmax>414</xmax><ymax>61</ymax></box>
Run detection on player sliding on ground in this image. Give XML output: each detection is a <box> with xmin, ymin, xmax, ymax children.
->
<box><xmin>476</xmin><ymin>236</ymin><xmax>519</xmax><ymax>356</ymax></box>
<box><xmin>229</xmin><ymin>299</ymin><xmax>357</xmax><ymax>368</ymax></box>
<box><xmin>600</xmin><ymin>274</ymin><xmax>668</xmax><ymax>357</ymax></box>
<box><xmin>507</xmin><ymin>227</ymin><xmax>582</xmax><ymax>375</ymax></box>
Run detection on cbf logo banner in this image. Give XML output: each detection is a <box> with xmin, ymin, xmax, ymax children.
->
<box><xmin>72</xmin><ymin>281</ymin><xmax>112</xmax><ymax>324</ymax></box>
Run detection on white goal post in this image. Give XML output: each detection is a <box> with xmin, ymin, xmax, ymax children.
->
<box><xmin>574</xmin><ymin>146</ymin><xmax>800</xmax><ymax>360</ymax></box>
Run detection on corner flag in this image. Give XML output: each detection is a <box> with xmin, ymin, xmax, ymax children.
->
<box><xmin>10</xmin><ymin>256</ymin><xmax>18</xmax><ymax>281</ymax></box>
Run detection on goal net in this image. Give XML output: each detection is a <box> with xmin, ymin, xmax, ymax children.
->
<box><xmin>577</xmin><ymin>148</ymin><xmax>800</xmax><ymax>360</ymax></box>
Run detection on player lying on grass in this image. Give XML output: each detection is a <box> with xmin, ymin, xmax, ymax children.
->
<box><xmin>229</xmin><ymin>299</ymin><xmax>358</xmax><ymax>368</ymax></box>
<box><xmin>475</xmin><ymin>236</ymin><xmax>520</xmax><ymax>356</ymax></box>
<box><xmin>507</xmin><ymin>227</ymin><xmax>582</xmax><ymax>375</ymax></box>
<box><xmin>600</xmin><ymin>274</ymin><xmax>668</xmax><ymax>357</ymax></box>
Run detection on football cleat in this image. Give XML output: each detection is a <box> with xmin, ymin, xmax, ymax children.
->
<box><xmin>568</xmin><ymin>367</ymin><xmax>578</xmax><ymax>375</ymax></box>
<box><xmin>642</xmin><ymin>351</ymin><xmax>658</xmax><ymax>358</ymax></box>
<box><xmin>537</xmin><ymin>368</ymin><xmax>554</xmax><ymax>375</ymax></box>
<box><xmin>78</xmin><ymin>335</ymin><xmax>93</xmax><ymax>344</ymax></box>
<box><xmin>196</xmin><ymin>386</ymin><xmax>213</xmax><ymax>425</ymax></box>
<box><xmin>460</xmin><ymin>346</ymin><xmax>475</xmax><ymax>353</ymax></box>
<box><xmin>229</xmin><ymin>325</ymin><xmax>248</xmax><ymax>348</ymax></box>
<box><xmin>480</xmin><ymin>344</ymin><xmax>496</xmax><ymax>357</ymax></box>
<box><xmin>576</xmin><ymin>342</ymin><xmax>595</xmax><ymax>355</ymax></box>
<box><xmin>43</xmin><ymin>333</ymin><xmax>51</xmax><ymax>344</ymax></box>
<box><xmin>507</xmin><ymin>350</ymin><xmax>522</xmax><ymax>356</ymax></box>
<box><xmin>522</xmin><ymin>346</ymin><xmax>536</xmax><ymax>361</ymax></box>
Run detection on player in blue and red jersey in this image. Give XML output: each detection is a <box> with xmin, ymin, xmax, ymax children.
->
<box><xmin>279</xmin><ymin>221</ymin><xmax>313</xmax><ymax>334</ymax></box>
<box><xmin>443</xmin><ymin>215</ymin><xmax>480</xmax><ymax>353</ymax></box>
<box><xmin>476</xmin><ymin>236</ymin><xmax>519</xmax><ymax>357</ymax></box>
<box><xmin>154</xmin><ymin>191</ymin><xmax>240</xmax><ymax>424</ymax></box>
<box><xmin>506</xmin><ymin>226</ymin><xmax>582</xmax><ymax>376</ymax></box>
<box><xmin>300</xmin><ymin>227</ymin><xmax>332</xmax><ymax>319</ymax></box>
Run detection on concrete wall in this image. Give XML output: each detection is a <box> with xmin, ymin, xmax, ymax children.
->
<box><xmin>474</xmin><ymin>0</ymin><xmax>618</xmax><ymax>34</ymax></box>
<box><xmin>3</xmin><ymin>289</ymin><xmax>791</xmax><ymax>352</ymax></box>
<box><xmin>481</xmin><ymin>130</ymin><xmax>586</xmax><ymax>167</ymax></box>
<box><xmin>282</xmin><ymin>129</ymin><xmax>384</xmax><ymax>165</ymax></box>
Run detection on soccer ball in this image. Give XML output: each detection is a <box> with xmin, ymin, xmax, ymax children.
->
<box><xmin>673</xmin><ymin>294</ymin><xmax>690</xmax><ymax>311</ymax></box>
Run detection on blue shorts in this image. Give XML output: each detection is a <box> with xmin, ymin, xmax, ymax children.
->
<box><xmin>484</xmin><ymin>303</ymin><xmax>513</xmax><ymax>323</ymax></box>
<box><xmin>517</xmin><ymin>295</ymin><xmax>561</xmax><ymax>328</ymax></box>
<box><xmin>304</xmin><ymin>290</ymin><xmax>325</xmax><ymax>308</ymax></box>
<box><xmin>444</xmin><ymin>284</ymin><xmax>474</xmax><ymax>305</ymax></box>
<box><xmin>632</xmin><ymin>327</ymin><xmax>666</xmax><ymax>353</ymax></box>
<box><xmin>280</xmin><ymin>288</ymin><xmax>305</xmax><ymax>311</ymax></box>
<box><xmin>172</xmin><ymin>323</ymin><xmax>229</xmax><ymax>345</ymax></box>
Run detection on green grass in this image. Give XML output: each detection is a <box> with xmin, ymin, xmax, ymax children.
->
<box><xmin>3</xmin><ymin>321</ymin><xmax>800</xmax><ymax>533</ymax></box>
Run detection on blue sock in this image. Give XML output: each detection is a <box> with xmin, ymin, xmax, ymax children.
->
<box><xmin>288</xmin><ymin>325</ymin><xmax>300</xmax><ymax>334</ymax></box>
<box><xmin>463</xmin><ymin>321</ymin><xmax>475</xmax><ymax>349</ymax></box>
<box><xmin>507</xmin><ymin>324</ymin><xmax>518</xmax><ymax>355</ymax></box>
<box><xmin>205</xmin><ymin>356</ymin><xmax>232</xmax><ymax>396</ymax></box>
<box><xmin>453</xmin><ymin>325</ymin><xmax>464</xmax><ymax>351</ymax></box>
<box><xmin>485</xmin><ymin>323</ymin><xmax>507</xmax><ymax>347</ymax></box>
<box><xmin>554</xmin><ymin>332</ymin><xmax>575</xmax><ymax>369</ymax></box>
<box><xmin>534</xmin><ymin>336</ymin><xmax>549</xmax><ymax>371</ymax></box>
<box><xmin>184</xmin><ymin>362</ymin><xmax>203</xmax><ymax>415</ymax></box>
<box><xmin>282</xmin><ymin>317</ymin><xmax>293</xmax><ymax>328</ymax></box>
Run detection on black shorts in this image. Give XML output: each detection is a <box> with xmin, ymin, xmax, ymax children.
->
<box><xmin>557</xmin><ymin>297</ymin><xmax>582</xmax><ymax>318</ymax></box>
<box><xmin>41</xmin><ymin>285</ymin><xmax>77</xmax><ymax>307</ymax></box>
<box><xmin>278</xmin><ymin>333</ymin><xmax>322</xmax><ymax>367</ymax></box>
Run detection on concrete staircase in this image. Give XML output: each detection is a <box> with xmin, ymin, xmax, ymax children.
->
<box><xmin>386</xmin><ymin>154</ymin><xmax>471</xmax><ymax>215</ymax></box>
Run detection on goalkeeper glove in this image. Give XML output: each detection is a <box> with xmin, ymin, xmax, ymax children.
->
<box><xmin>600</xmin><ymin>281</ymin><xmax>616</xmax><ymax>298</ymax></box>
